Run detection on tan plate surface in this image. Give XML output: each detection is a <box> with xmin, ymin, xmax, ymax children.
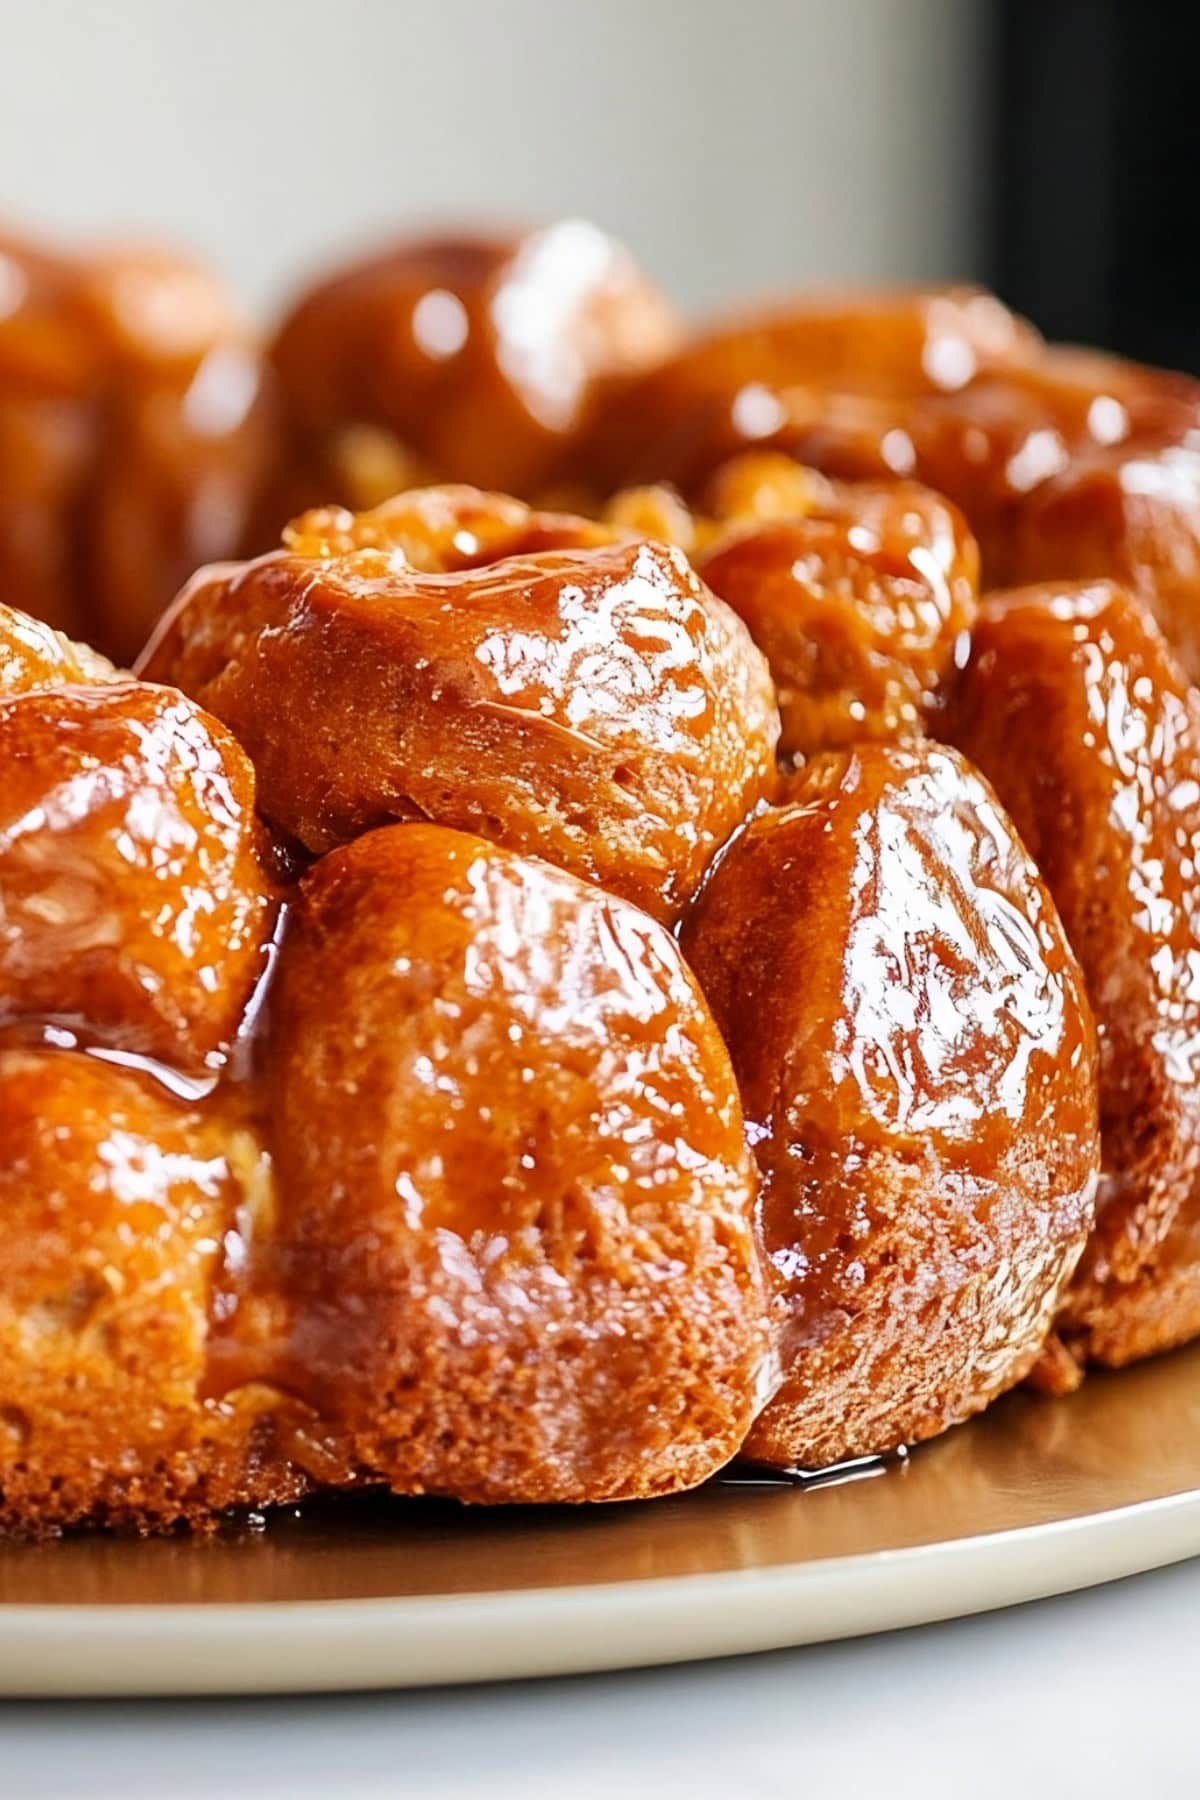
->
<box><xmin>2</xmin><ymin>1344</ymin><xmax>1200</xmax><ymax>1696</ymax></box>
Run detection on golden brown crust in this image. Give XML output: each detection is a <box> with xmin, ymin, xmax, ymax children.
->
<box><xmin>587</xmin><ymin>290</ymin><xmax>1200</xmax><ymax>680</ymax></box>
<box><xmin>0</xmin><ymin>599</ymin><xmax>122</xmax><ymax>695</ymax></box>
<box><xmin>681</xmin><ymin>741</ymin><xmax>1099</xmax><ymax>1469</ymax></box>
<box><xmin>606</xmin><ymin>453</ymin><xmax>979</xmax><ymax>762</ymax></box>
<box><xmin>140</xmin><ymin>486</ymin><xmax>780</xmax><ymax>923</ymax></box>
<box><xmin>0</xmin><ymin>231</ymin><xmax>269</xmax><ymax>664</ymax></box>
<box><xmin>584</xmin><ymin>286</ymin><xmax>1039</xmax><ymax>497</ymax></box>
<box><xmin>252</xmin><ymin>823</ymin><xmax>768</xmax><ymax>1503</ymax></box>
<box><xmin>0</xmin><ymin>680</ymin><xmax>279</xmax><ymax>1071</ymax></box>
<box><xmin>946</xmin><ymin>581</ymin><xmax>1200</xmax><ymax>1369</ymax></box>
<box><xmin>0</xmin><ymin>1049</ymin><xmax>310</xmax><ymax>1536</ymax></box>
<box><xmin>259</xmin><ymin>222</ymin><xmax>681</xmax><ymax>527</ymax></box>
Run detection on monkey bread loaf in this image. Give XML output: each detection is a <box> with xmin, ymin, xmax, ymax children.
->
<box><xmin>139</xmin><ymin>485</ymin><xmax>780</xmax><ymax>924</ymax></box>
<box><xmin>948</xmin><ymin>582</ymin><xmax>1200</xmax><ymax>1376</ymax></box>
<box><xmin>7</xmin><ymin>227</ymin><xmax>1200</xmax><ymax>1538</ymax></box>
<box><xmin>681</xmin><ymin>741</ymin><xmax>1100</xmax><ymax>1470</ymax></box>
<box><xmin>259</xmin><ymin>220</ymin><xmax>681</xmax><ymax>528</ymax></box>
<box><xmin>0</xmin><ymin>228</ymin><xmax>270</xmax><ymax>664</ymax></box>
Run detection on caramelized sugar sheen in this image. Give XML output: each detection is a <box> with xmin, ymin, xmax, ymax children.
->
<box><xmin>948</xmin><ymin>582</ymin><xmax>1200</xmax><ymax>1368</ymax></box>
<box><xmin>259</xmin><ymin>823</ymin><xmax>769</xmax><ymax>1504</ymax></box>
<box><xmin>261</xmin><ymin>221</ymin><xmax>681</xmax><ymax>528</ymax></box>
<box><xmin>0</xmin><ymin>1049</ymin><xmax>307</xmax><ymax>1536</ymax></box>
<box><xmin>0</xmin><ymin>230</ymin><xmax>269</xmax><ymax>663</ymax></box>
<box><xmin>140</xmin><ymin>486</ymin><xmax>780</xmax><ymax>924</ymax></box>
<box><xmin>585</xmin><ymin>286</ymin><xmax>1038</xmax><ymax>498</ymax></box>
<box><xmin>587</xmin><ymin>287</ymin><xmax>1200</xmax><ymax>679</ymax></box>
<box><xmin>0</xmin><ymin>627</ymin><xmax>309</xmax><ymax>1533</ymax></box>
<box><xmin>0</xmin><ymin>599</ymin><xmax>121</xmax><ymax>696</ymax></box>
<box><xmin>606</xmin><ymin>452</ymin><xmax>980</xmax><ymax>762</ymax></box>
<box><xmin>0</xmin><ymin>680</ymin><xmax>279</xmax><ymax>1071</ymax></box>
<box><xmin>682</xmin><ymin>742</ymin><xmax>1099</xmax><ymax>1470</ymax></box>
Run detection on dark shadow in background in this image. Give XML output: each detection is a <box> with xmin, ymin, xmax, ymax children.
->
<box><xmin>987</xmin><ymin>0</ymin><xmax>1200</xmax><ymax>372</ymax></box>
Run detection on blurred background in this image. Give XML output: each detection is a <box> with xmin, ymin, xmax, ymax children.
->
<box><xmin>0</xmin><ymin>0</ymin><xmax>1195</xmax><ymax>364</ymax></box>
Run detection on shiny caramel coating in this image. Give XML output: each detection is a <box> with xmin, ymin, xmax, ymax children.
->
<box><xmin>606</xmin><ymin>453</ymin><xmax>979</xmax><ymax>761</ymax></box>
<box><xmin>793</xmin><ymin>351</ymin><xmax>1200</xmax><ymax>684</ymax></box>
<box><xmin>588</xmin><ymin>287</ymin><xmax>1200</xmax><ymax>680</ymax></box>
<box><xmin>0</xmin><ymin>680</ymin><xmax>278</xmax><ymax>1071</ymax></box>
<box><xmin>261</xmin><ymin>221</ymin><xmax>681</xmax><ymax>526</ymax></box>
<box><xmin>585</xmin><ymin>286</ymin><xmax>1038</xmax><ymax>497</ymax></box>
<box><xmin>0</xmin><ymin>1049</ymin><xmax>307</xmax><ymax>1535</ymax></box>
<box><xmin>0</xmin><ymin>230</ymin><xmax>269</xmax><ymax>663</ymax></box>
<box><xmin>140</xmin><ymin>486</ymin><xmax>780</xmax><ymax>923</ymax></box>
<box><xmin>946</xmin><ymin>582</ymin><xmax>1200</xmax><ymax>1369</ymax></box>
<box><xmin>0</xmin><ymin>598</ymin><xmax>119</xmax><ymax>696</ymax></box>
<box><xmin>260</xmin><ymin>823</ymin><xmax>769</xmax><ymax>1504</ymax></box>
<box><xmin>681</xmin><ymin>742</ymin><xmax>1099</xmax><ymax>1469</ymax></box>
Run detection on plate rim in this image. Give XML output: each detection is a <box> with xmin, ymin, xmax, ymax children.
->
<box><xmin>2</xmin><ymin>1484</ymin><xmax>1198</xmax><ymax>1696</ymax></box>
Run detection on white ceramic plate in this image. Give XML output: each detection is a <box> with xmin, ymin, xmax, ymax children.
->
<box><xmin>2</xmin><ymin>1344</ymin><xmax>1200</xmax><ymax>1697</ymax></box>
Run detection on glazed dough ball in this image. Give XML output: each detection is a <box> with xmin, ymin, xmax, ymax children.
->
<box><xmin>140</xmin><ymin>486</ymin><xmax>780</xmax><ymax>923</ymax></box>
<box><xmin>260</xmin><ymin>822</ymin><xmax>769</xmax><ymax>1503</ymax></box>
<box><xmin>947</xmin><ymin>581</ymin><xmax>1200</xmax><ymax>1370</ymax></box>
<box><xmin>0</xmin><ymin>1049</ymin><xmax>304</xmax><ymax>1534</ymax></box>
<box><xmin>681</xmin><ymin>741</ymin><xmax>1099</xmax><ymax>1470</ymax></box>
<box><xmin>0</xmin><ymin>598</ymin><xmax>121</xmax><ymax>696</ymax></box>
<box><xmin>606</xmin><ymin>453</ymin><xmax>979</xmax><ymax>762</ymax></box>
<box><xmin>261</xmin><ymin>219</ymin><xmax>681</xmax><ymax>522</ymax></box>
<box><xmin>0</xmin><ymin>231</ymin><xmax>269</xmax><ymax>663</ymax></box>
<box><xmin>584</xmin><ymin>285</ymin><xmax>1037</xmax><ymax>497</ymax></box>
<box><xmin>0</xmin><ymin>680</ymin><xmax>278</xmax><ymax>1070</ymax></box>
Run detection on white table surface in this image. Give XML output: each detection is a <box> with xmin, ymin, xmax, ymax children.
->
<box><xmin>1</xmin><ymin>1555</ymin><xmax>1197</xmax><ymax>1800</ymax></box>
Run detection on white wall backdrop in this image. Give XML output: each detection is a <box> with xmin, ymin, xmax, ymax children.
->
<box><xmin>0</xmin><ymin>0</ymin><xmax>983</xmax><ymax>321</ymax></box>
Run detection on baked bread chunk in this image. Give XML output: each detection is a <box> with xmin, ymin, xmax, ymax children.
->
<box><xmin>682</xmin><ymin>741</ymin><xmax>1100</xmax><ymax>1469</ymax></box>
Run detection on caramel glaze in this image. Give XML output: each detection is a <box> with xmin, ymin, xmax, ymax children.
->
<box><xmin>0</xmin><ymin>229</ymin><xmax>270</xmax><ymax>664</ymax></box>
<box><xmin>138</xmin><ymin>486</ymin><xmax>780</xmax><ymax>925</ymax></box>
<box><xmin>681</xmin><ymin>742</ymin><xmax>1100</xmax><ymax>1470</ymax></box>
<box><xmin>0</xmin><ymin>679</ymin><xmax>279</xmax><ymax>1073</ymax></box>
<box><xmin>605</xmin><ymin>453</ymin><xmax>979</xmax><ymax>763</ymax></box>
<box><xmin>208</xmin><ymin>823</ymin><xmax>769</xmax><ymax>1506</ymax></box>
<box><xmin>946</xmin><ymin>582</ymin><xmax>1200</xmax><ymax>1372</ymax></box>
<box><xmin>583</xmin><ymin>285</ymin><xmax>1039</xmax><ymax>497</ymax></box>
<box><xmin>0</xmin><ymin>600</ymin><xmax>120</xmax><ymax>695</ymax></box>
<box><xmin>0</xmin><ymin>578</ymin><xmax>771</xmax><ymax>1531</ymax></box>
<box><xmin>0</xmin><ymin>619</ymin><xmax>318</xmax><ymax>1533</ymax></box>
<box><xmin>0</xmin><ymin>1048</ymin><xmax>310</xmax><ymax>1538</ymax></box>
<box><xmin>256</xmin><ymin>222</ymin><xmax>681</xmax><ymax>534</ymax></box>
<box><xmin>586</xmin><ymin>289</ymin><xmax>1200</xmax><ymax>680</ymax></box>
